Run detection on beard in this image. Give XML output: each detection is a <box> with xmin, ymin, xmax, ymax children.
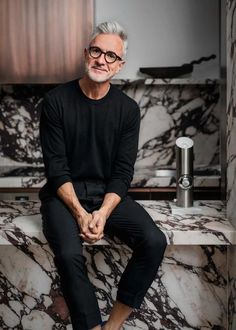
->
<box><xmin>85</xmin><ymin>63</ymin><xmax>116</xmax><ymax>83</ymax></box>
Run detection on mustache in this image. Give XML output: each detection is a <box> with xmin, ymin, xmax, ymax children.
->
<box><xmin>85</xmin><ymin>63</ymin><xmax>108</xmax><ymax>74</ymax></box>
<box><xmin>91</xmin><ymin>65</ymin><xmax>108</xmax><ymax>72</ymax></box>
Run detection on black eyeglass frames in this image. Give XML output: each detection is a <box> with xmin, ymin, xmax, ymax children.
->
<box><xmin>88</xmin><ymin>46</ymin><xmax>123</xmax><ymax>64</ymax></box>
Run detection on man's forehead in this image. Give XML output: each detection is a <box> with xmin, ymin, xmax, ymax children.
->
<box><xmin>90</xmin><ymin>34</ymin><xmax>123</xmax><ymax>51</ymax></box>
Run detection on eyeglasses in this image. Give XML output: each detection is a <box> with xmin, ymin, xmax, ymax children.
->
<box><xmin>88</xmin><ymin>46</ymin><xmax>123</xmax><ymax>64</ymax></box>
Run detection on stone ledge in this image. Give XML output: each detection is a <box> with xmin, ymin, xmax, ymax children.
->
<box><xmin>0</xmin><ymin>200</ymin><xmax>235</xmax><ymax>246</ymax></box>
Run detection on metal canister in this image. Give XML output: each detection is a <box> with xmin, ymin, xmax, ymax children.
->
<box><xmin>176</xmin><ymin>137</ymin><xmax>194</xmax><ymax>207</ymax></box>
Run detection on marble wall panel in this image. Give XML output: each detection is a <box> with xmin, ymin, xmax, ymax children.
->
<box><xmin>0</xmin><ymin>85</ymin><xmax>54</xmax><ymax>166</ymax></box>
<box><xmin>226</xmin><ymin>0</ymin><xmax>236</xmax><ymax>226</ymax></box>
<box><xmin>0</xmin><ymin>82</ymin><xmax>220</xmax><ymax>170</ymax></box>
<box><xmin>228</xmin><ymin>246</ymin><xmax>236</xmax><ymax>330</ymax></box>
<box><xmin>0</xmin><ymin>243</ymin><xmax>228</xmax><ymax>330</ymax></box>
<box><xmin>121</xmin><ymin>82</ymin><xmax>220</xmax><ymax>169</ymax></box>
<box><xmin>226</xmin><ymin>0</ymin><xmax>236</xmax><ymax>330</ymax></box>
<box><xmin>226</xmin><ymin>2</ymin><xmax>236</xmax><ymax>328</ymax></box>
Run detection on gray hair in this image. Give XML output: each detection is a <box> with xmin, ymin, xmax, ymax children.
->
<box><xmin>90</xmin><ymin>21</ymin><xmax>128</xmax><ymax>58</ymax></box>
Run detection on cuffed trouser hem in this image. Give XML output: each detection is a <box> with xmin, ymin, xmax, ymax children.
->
<box><xmin>71</xmin><ymin>311</ymin><xmax>102</xmax><ymax>330</ymax></box>
<box><xmin>116</xmin><ymin>290</ymin><xmax>145</xmax><ymax>309</ymax></box>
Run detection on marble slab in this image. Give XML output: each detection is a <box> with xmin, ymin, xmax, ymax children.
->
<box><xmin>0</xmin><ymin>82</ymin><xmax>220</xmax><ymax>177</ymax></box>
<box><xmin>119</xmin><ymin>82</ymin><xmax>220</xmax><ymax>170</ymax></box>
<box><xmin>226</xmin><ymin>0</ymin><xmax>236</xmax><ymax>229</ymax></box>
<box><xmin>0</xmin><ymin>200</ymin><xmax>235</xmax><ymax>246</ymax></box>
<box><xmin>86</xmin><ymin>245</ymin><xmax>228</xmax><ymax>330</ymax></box>
<box><xmin>228</xmin><ymin>246</ymin><xmax>236</xmax><ymax>330</ymax></box>
<box><xmin>226</xmin><ymin>1</ymin><xmax>236</xmax><ymax>328</ymax></box>
<box><xmin>112</xmin><ymin>78</ymin><xmax>220</xmax><ymax>85</ymax></box>
<box><xmin>0</xmin><ymin>199</ymin><xmax>234</xmax><ymax>329</ymax></box>
<box><xmin>0</xmin><ymin>237</ymin><xmax>229</xmax><ymax>329</ymax></box>
<box><xmin>0</xmin><ymin>174</ymin><xmax>220</xmax><ymax>189</ymax></box>
<box><xmin>0</xmin><ymin>165</ymin><xmax>221</xmax><ymax>188</ymax></box>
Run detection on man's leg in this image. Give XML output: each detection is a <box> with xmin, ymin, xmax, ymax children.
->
<box><xmin>102</xmin><ymin>301</ymin><xmax>133</xmax><ymax>330</ymax></box>
<box><xmin>40</xmin><ymin>196</ymin><xmax>102</xmax><ymax>330</ymax></box>
<box><xmin>103</xmin><ymin>196</ymin><xmax>167</xmax><ymax>330</ymax></box>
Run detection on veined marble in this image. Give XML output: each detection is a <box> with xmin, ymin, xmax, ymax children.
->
<box><xmin>0</xmin><ymin>85</ymin><xmax>53</xmax><ymax>166</ymax></box>
<box><xmin>119</xmin><ymin>82</ymin><xmax>220</xmax><ymax>169</ymax></box>
<box><xmin>228</xmin><ymin>246</ymin><xmax>236</xmax><ymax>330</ymax></box>
<box><xmin>0</xmin><ymin>82</ymin><xmax>220</xmax><ymax>181</ymax></box>
<box><xmin>0</xmin><ymin>200</ymin><xmax>235</xmax><ymax>246</ymax></box>
<box><xmin>0</xmin><ymin>199</ymin><xmax>233</xmax><ymax>329</ymax></box>
<box><xmin>0</xmin><ymin>164</ymin><xmax>221</xmax><ymax>188</ymax></box>
<box><xmin>226</xmin><ymin>1</ymin><xmax>236</xmax><ymax>329</ymax></box>
<box><xmin>0</xmin><ymin>244</ymin><xmax>228</xmax><ymax>330</ymax></box>
<box><xmin>226</xmin><ymin>0</ymin><xmax>236</xmax><ymax>227</ymax></box>
<box><xmin>112</xmin><ymin>78</ymin><xmax>220</xmax><ymax>85</ymax></box>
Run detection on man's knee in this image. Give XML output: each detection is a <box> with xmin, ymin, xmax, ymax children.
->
<box><xmin>142</xmin><ymin>228</ymin><xmax>167</xmax><ymax>259</ymax></box>
<box><xmin>55</xmin><ymin>248</ymin><xmax>86</xmax><ymax>270</ymax></box>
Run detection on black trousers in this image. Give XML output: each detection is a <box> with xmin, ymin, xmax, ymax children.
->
<box><xmin>39</xmin><ymin>181</ymin><xmax>167</xmax><ymax>330</ymax></box>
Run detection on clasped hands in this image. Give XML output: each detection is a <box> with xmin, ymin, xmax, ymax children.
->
<box><xmin>78</xmin><ymin>209</ymin><xmax>107</xmax><ymax>244</ymax></box>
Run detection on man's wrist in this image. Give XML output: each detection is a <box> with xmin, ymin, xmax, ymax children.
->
<box><xmin>98</xmin><ymin>192</ymin><xmax>121</xmax><ymax>220</ymax></box>
<box><xmin>71</xmin><ymin>200</ymin><xmax>87</xmax><ymax>218</ymax></box>
<box><xmin>98</xmin><ymin>207</ymin><xmax>110</xmax><ymax>220</ymax></box>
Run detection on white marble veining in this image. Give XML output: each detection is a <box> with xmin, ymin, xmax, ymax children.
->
<box><xmin>0</xmin><ymin>244</ymin><xmax>229</xmax><ymax>330</ymax></box>
<box><xmin>226</xmin><ymin>0</ymin><xmax>236</xmax><ymax>228</ymax></box>
<box><xmin>226</xmin><ymin>1</ymin><xmax>236</xmax><ymax>329</ymax></box>
<box><xmin>119</xmin><ymin>83</ymin><xmax>220</xmax><ymax>170</ymax></box>
<box><xmin>0</xmin><ymin>199</ymin><xmax>234</xmax><ymax>329</ymax></box>
<box><xmin>0</xmin><ymin>200</ymin><xmax>235</xmax><ymax>246</ymax></box>
<box><xmin>0</xmin><ymin>82</ymin><xmax>220</xmax><ymax>188</ymax></box>
<box><xmin>0</xmin><ymin>165</ymin><xmax>221</xmax><ymax>188</ymax></box>
<box><xmin>0</xmin><ymin>240</ymin><xmax>229</xmax><ymax>329</ymax></box>
<box><xmin>228</xmin><ymin>246</ymin><xmax>236</xmax><ymax>330</ymax></box>
<box><xmin>112</xmin><ymin>78</ymin><xmax>220</xmax><ymax>85</ymax></box>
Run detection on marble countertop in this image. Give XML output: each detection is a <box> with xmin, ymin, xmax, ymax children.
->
<box><xmin>0</xmin><ymin>165</ymin><xmax>221</xmax><ymax>188</ymax></box>
<box><xmin>0</xmin><ymin>199</ymin><xmax>235</xmax><ymax>246</ymax></box>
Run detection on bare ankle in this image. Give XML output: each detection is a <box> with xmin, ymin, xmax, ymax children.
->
<box><xmin>103</xmin><ymin>321</ymin><xmax>120</xmax><ymax>330</ymax></box>
<box><xmin>105</xmin><ymin>300</ymin><xmax>132</xmax><ymax>330</ymax></box>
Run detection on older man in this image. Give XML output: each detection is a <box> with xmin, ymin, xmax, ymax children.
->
<box><xmin>39</xmin><ymin>21</ymin><xmax>166</xmax><ymax>330</ymax></box>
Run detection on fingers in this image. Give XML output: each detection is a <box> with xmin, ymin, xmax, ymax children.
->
<box><xmin>81</xmin><ymin>230</ymin><xmax>104</xmax><ymax>240</ymax></box>
<box><xmin>80</xmin><ymin>232</ymin><xmax>104</xmax><ymax>244</ymax></box>
<box><xmin>79</xmin><ymin>213</ymin><xmax>92</xmax><ymax>234</ymax></box>
<box><xmin>78</xmin><ymin>210</ymin><xmax>105</xmax><ymax>244</ymax></box>
<box><xmin>88</xmin><ymin>212</ymin><xmax>100</xmax><ymax>231</ymax></box>
<box><xmin>91</xmin><ymin>211</ymin><xmax>106</xmax><ymax>227</ymax></box>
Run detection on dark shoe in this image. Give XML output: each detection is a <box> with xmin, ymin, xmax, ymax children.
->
<box><xmin>101</xmin><ymin>321</ymin><xmax>107</xmax><ymax>327</ymax></box>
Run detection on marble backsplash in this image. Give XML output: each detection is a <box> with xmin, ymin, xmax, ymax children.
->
<box><xmin>0</xmin><ymin>81</ymin><xmax>220</xmax><ymax>172</ymax></box>
<box><xmin>226</xmin><ymin>1</ymin><xmax>236</xmax><ymax>329</ymax></box>
<box><xmin>0</xmin><ymin>84</ymin><xmax>52</xmax><ymax>166</ymax></box>
<box><xmin>226</xmin><ymin>0</ymin><xmax>236</xmax><ymax>226</ymax></box>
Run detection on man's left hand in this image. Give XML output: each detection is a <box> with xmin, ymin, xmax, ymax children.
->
<box><xmin>82</xmin><ymin>210</ymin><xmax>107</xmax><ymax>243</ymax></box>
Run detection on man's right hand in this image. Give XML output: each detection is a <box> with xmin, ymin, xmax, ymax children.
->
<box><xmin>76</xmin><ymin>209</ymin><xmax>103</xmax><ymax>244</ymax></box>
<box><xmin>57</xmin><ymin>182</ymin><xmax>103</xmax><ymax>244</ymax></box>
<box><xmin>76</xmin><ymin>210</ymin><xmax>93</xmax><ymax>240</ymax></box>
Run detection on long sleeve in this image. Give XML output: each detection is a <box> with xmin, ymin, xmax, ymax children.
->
<box><xmin>39</xmin><ymin>95</ymin><xmax>72</xmax><ymax>192</ymax></box>
<box><xmin>106</xmin><ymin>105</ymin><xmax>140</xmax><ymax>198</ymax></box>
<box><xmin>39</xmin><ymin>81</ymin><xmax>140</xmax><ymax>196</ymax></box>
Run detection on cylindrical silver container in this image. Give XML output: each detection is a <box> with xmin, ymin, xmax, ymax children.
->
<box><xmin>176</xmin><ymin>137</ymin><xmax>194</xmax><ymax>207</ymax></box>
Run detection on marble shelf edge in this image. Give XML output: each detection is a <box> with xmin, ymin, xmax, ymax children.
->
<box><xmin>0</xmin><ymin>200</ymin><xmax>236</xmax><ymax>246</ymax></box>
<box><xmin>111</xmin><ymin>78</ymin><xmax>221</xmax><ymax>85</ymax></box>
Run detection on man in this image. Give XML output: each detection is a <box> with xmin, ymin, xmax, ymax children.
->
<box><xmin>39</xmin><ymin>21</ymin><xmax>166</xmax><ymax>330</ymax></box>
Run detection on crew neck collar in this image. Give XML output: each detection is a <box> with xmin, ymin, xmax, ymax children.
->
<box><xmin>76</xmin><ymin>79</ymin><xmax>113</xmax><ymax>104</ymax></box>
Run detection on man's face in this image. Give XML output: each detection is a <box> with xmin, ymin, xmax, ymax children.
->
<box><xmin>84</xmin><ymin>33</ymin><xmax>125</xmax><ymax>83</ymax></box>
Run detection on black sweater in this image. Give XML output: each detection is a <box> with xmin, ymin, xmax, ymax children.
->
<box><xmin>40</xmin><ymin>80</ymin><xmax>140</xmax><ymax>198</ymax></box>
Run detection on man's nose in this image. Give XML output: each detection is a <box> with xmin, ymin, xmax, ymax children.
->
<box><xmin>95</xmin><ymin>54</ymin><xmax>106</xmax><ymax>65</ymax></box>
